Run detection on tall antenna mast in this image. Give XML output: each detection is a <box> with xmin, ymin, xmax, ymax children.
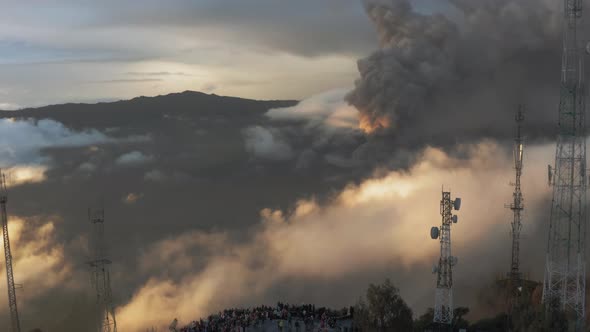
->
<box><xmin>87</xmin><ymin>208</ymin><xmax>117</xmax><ymax>332</ymax></box>
<box><xmin>430</xmin><ymin>190</ymin><xmax>462</xmax><ymax>326</ymax></box>
<box><xmin>0</xmin><ymin>171</ymin><xmax>21</xmax><ymax>332</ymax></box>
<box><xmin>542</xmin><ymin>0</ymin><xmax>587</xmax><ymax>329</ymax></box>
<box><xmin>507</xmin><ymin>106</ymin><xmax>525</xmax><ymax>283</ymax></box>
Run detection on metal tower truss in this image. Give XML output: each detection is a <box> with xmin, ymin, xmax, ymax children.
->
<box><xmin>430</xmin><ymin>190</ymin><xmax>461</xmax><ymax>325</ymax></box>
<box><xmin>88</xmin><ymin>208</ymin><xmax>117</xmax><ymax>332</ymax></box>
<box><xmin>0</xmin><ymin>171</ymin><xmax>21</xmax><ymax>332</ymax></box>
<box><xmin>506</xmin><ymin>107</ymin><xmax>525</xmax><ymax>283</ymax></box>
<box><xmin>542</xmin><ymin>0</ymin><xmax>587</xmax><ymax>328</ymax></box>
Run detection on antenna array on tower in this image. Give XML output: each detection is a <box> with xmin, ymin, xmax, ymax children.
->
<box><xmin>506</xmin><ymin>106</ymin><xmax>525</xmax><ymax>283</ymax></box>
<box><xmin>430</xmin><ymin>190</ymin><xmax>461</xmax><ymax>326</ymax></box>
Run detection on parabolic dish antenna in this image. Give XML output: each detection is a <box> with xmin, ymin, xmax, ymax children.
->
<box><xmin>586</xmin><ymin>41</ymin><xmax>590</xmax><ymax>55</ymax></box>
<box><xmin>450</xmin><ymin>256</ymin><xmax>458</xmax><ymax>266</ymax></box>
<box><xmin>431</xmin><ymin>226</ymin><xmax>440</xmax><ymax>239</ymax></box>
<box><xmin>452</xmin><ymin>215</ymin><xmax>458</xmax><ymax>223</ymax></box>
<box><xmin>454</xmin><ymin>198</ymin><xmax>462</xmax><ymax>211</ymax></box>
<box><xmin>432</xmin><ymin>265</ymin><xmax>439</xmax><ymax>274</ymax></box>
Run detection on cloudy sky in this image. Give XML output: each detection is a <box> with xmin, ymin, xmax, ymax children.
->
<box><xmin>0</xmin><ymin>0</ymin><xmax>452</xmax><ymax>109</ymax></box>
<box><xmin>0</xmin><ymin>0</ymin><xmax>582</xmax><ymax>331</ymax></box>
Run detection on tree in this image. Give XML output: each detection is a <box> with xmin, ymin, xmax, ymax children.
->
<box><xmin>354</xmin><ymin>279</ymin><xmax>413</xmax><ymax>331</ymax></box>
<box><xmin>413</xmin><ymin>308</ymin><xmax>434</xmax><ymax>331</ymax></box>
<box><xmin>452</xmin><ymin>306</ymin><xmax>470</xmax><ymax>330</ymax></box>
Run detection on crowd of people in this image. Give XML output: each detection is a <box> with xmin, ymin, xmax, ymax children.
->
<box><xmin>178</xmin><ymin>302</ymin><xmax>353</xmax><ymax>332</ymax></box>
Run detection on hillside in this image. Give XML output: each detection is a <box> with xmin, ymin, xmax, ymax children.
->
<box><xmin>0</xmin><ymin>91</ymin><xmax>298</xmax><ymax>129</ymax></box>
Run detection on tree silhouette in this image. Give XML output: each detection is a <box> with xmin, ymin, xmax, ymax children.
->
<box><xmin>354</xmin><ymin>278</ymin><xmax>413</xmax><ymax>331</ymax></box>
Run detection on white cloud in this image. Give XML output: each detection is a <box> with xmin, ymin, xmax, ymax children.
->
<box><xmin>267</xmin><ymin>88</ymin><xmax>359</xmax><ymax>134</ymax></box>
<box><xmin>0</xmin><ymin>118</ymin><xmax>110</xmax><ymax>167</ymax></box>
<box><xmin>115</xmin><ymin>151</ymin><xmax>153</xmax><ymax>166</ymax></box>
<box><xmin>0</xmin><ymin>118</ymin><xmax>113</xmax><ymax>186</ymax></box>
<box><xmin>243</xmin><ymin>126</ymin><xmax>294</xmax><ymax>161</ymax></box>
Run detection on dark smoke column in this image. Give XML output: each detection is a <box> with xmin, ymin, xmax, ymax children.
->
<box><xmin>543</xmin><ymin>0</ymin><xmax>587</xmax><ymax>329</ymax></box>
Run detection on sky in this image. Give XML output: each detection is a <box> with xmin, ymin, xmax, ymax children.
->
<box><xmin>0</xmin><ymin>0</ymin><xmax>584</xmax><ymax>331</ymax></box>
<box><xmin>0</xmin><ymin>1</ymin><xmax>363</xmax><ymax>108</ymax></box>
<box><xmin>0</xmin><ymin>0</ymin><xmax>449</xmax><ymax>109</ymax></box>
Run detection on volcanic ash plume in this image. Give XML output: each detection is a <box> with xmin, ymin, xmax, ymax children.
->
<box><xmin>347</xmin><ymin>0</ymin><xmax>562</xmax><ymax>146</ymax></box>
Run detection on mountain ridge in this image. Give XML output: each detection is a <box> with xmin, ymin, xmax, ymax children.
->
<box><xmin>0</xmin><ymin>90</ymin><xmax>299</xmax><ymax>129</ymax></box>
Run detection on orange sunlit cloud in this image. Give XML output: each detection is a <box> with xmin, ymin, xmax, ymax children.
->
<box><xmin>116</xmin><ymin>141</ymin><xmax>553</xmax><ymax>332</ymax></box>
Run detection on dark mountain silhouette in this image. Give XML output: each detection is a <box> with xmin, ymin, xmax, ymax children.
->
<box><xmin>0</xmin><ymin>90</ymin><xmax>297</xmax><ymax>129</ymax></box>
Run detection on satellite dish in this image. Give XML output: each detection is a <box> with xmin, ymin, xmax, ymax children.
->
<box><xmin>586</xmin><ymin>41</ymin><xmax>590</xmax><ymax>55</ymax></box>
<box><xmin>430</xmin><ymin>226</ymin><xmax>440</xmax><ymax>240</ymax></box>
<box><xmin>432</xmin><ymin>265</ymin><xmax>439</xmax><ymax>274</ymax></box>
<box><xmin>450</xmin><ymin>256</ymin><xmax>458</xmax><ymax>266</ymax></box>
<box><xmin>453</xmin><ymin>198</ymin><xmax>462</xmax><ymax>210</ymax></box>
<box><xmin>452</xmin><ymin>215</ymin><xmax>458</xmax><ymax>224</ymax></box>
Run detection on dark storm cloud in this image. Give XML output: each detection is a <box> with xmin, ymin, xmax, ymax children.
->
<box><xmin>347</xmin><ymin>0</ymin><xmax>564</xmax><ymax>147</ymax></box>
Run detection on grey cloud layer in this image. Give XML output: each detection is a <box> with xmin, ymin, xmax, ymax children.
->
<box><xmin>0</xmin><ymin>0</ymin><xmax>376</xmax><ymax>63</ymax></box>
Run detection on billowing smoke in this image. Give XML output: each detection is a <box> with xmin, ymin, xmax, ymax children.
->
<box><xmin>245</xmin><ymin>0</ymin><xmax>568</xmax><ymax>170</ymax></box>
<box><xmin>251</xmin><ymin>89</ymin><xmax>370</xmax><ymax>169</ymax></box>
<box><xmin>347</xmin><ymin>0</ymin><xmax>563</xmax><ymax>147</ymax></box>
<box><xmin>116</xmin><ymin>141</ymin><xmax>553</xmax><ymax>331</ymax></box>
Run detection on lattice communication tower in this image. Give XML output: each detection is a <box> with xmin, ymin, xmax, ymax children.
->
<box><xmin>430</xmin><ymin>190</ymin><xmax>461</xmax><ymax>325</ymax></box>
<box><xmin>0</xmin><ymin>171</ymin><xmax>21</xmax><ymax>332</ymax></box>
<box><xmin>542</xmin><ymin>0</ymin><xmax>587</xmax><ymax>329</ymax></box>
<box><xmin>88</xmin><ymin>208</ymin><xmax>117</xmax><ymax>332</ymax></box>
